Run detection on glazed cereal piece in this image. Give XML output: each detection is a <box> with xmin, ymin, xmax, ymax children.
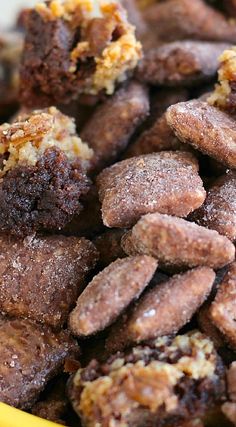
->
<box><xmin>136</xmin><ymin>41</ymin><xmax>229</xmax><ymax>87</ymax></box>
<box><xmin>124</xmin><ymin>113</ymin><xmax>190</xmax><ymax>158</ymax></box>
<box><xmin>166</xmin><ymin>100</ymin><xmax>236</xmax><ymax>169</ymax></box>
<box><xmin>0</xmin><ymin>32</ymin><xmax>23</xmax><ymax>119</ymax></box>
<box><xmin>106</xmin><ymin>267</ymin><xmax>215</xmax><ymax>349</ymax></box>
<box><xmin>69</xmin><ymin>255</ymin><xmax>157</xmax><ymax>337</ymax></box>
<box><xmin>0</xmin><ymin>107</ymin><xmax>93</xmax><ymax>236</ymax></box>
<box><xmin>210</xmin><ymin>262</ymin><xmax>236</xmax><ymax>350</ymax></box>
<box><xmin>222</xmin><ymin>402</ymin><xmax>236</xmax><ymax>425</ymax></box>
<box><xmin>144</xmin><ymin>0</ymin><xmax>236</xmax><ymax>43</ymax></box>
<box><xmin>31</xmin><ymin>377</ymin><xmax>68</xmax><ymax>425</ymax></box>
<box><xmin>0</xmin><ymin>234</ymin><xmax>98</xmax><ymax>329</ymax></box>
<box><xmin>222</xmin><ymin>0</ymin><xmax>236</xmax><ymax>17</ymax></box>
<box><xmin>93</xmin><ymin>229</ymin><xmax>126</xmax><ymax>266</ymax></box>
<box><xmin>0</xmin><ymin>316</ymin><xmax>78</xmax><ymax>409</ymax></box>
<box><xmin>81</xmin><ymin>82</ymin><xmax>149</xmax><ymax>172</ymax></box>
<box><xmin>69</xmin><ymin>331</ymin><xmax>225</xmax><ymax>427</ymax></box>
<box><xmin>20</xmin><ymin>0</ymin><xmax>142</xmax><ymax>107</ymax></box>
<box><xmin>208</xmin><ymin>46</ymin><xmax>236</xmax><ymax>111</ymax></box>
<box><xmin>97</xmin><ymin>151</ymin><xmax>206</xmax><ymax>228</ymax></box>
<box><xmin>197</xmin><ymin>304</ymin><xmax>225</xmax><ymax>350</ymax></box>
<box><xmin>121</xmin><ymin>213</ymin><xmax>235</xmax><ymax>270</ymax></box>
<box><xmin>192</xmin><ymin>172</ymin><xmax>236</xmax><ymax>242</ymax></box>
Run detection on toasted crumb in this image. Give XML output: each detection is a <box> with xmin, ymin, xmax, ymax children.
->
<box><xmin>0</xmin><ymin>106</ymin><xmax>93</xmax><ymax>175</ymax></box>
<box><xmin>208</xmin><ymin>46</ymin><xmax>236</xmax><ymax>109</ymax></box>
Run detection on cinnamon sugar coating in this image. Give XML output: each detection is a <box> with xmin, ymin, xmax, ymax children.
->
<box><xmin>20</xmin><ymin>0</ymin><xmax>142</xmax><ymax>107</ymax></box>
<box><xmin>210</xmin><ymin>262</ymin><xmax>236</xmax><ymax>350</ymax></box>
<box><xmin>69</xmin><ymin>331</ymin><xmax>225</xmax><ymax>427</ymax></box>
<box><xmin>192</xmin><ymin>171</ymin><xmax>236</xmax><ymax>242</ymax></box>
<box><xmin>166</xmin><ymin>100</ymin><xmax>236</xmax><ymax>169</ymax></box>
<box><xmin>121</xmin><ymin>213</ymin><xmax>235</xmax><ymax>270</ymax></box>
<box><xmin>97</xmin><ymin>152</ymin><xmax>206</xmax><ymax>228</ymax></box>
<box><xmin>0</xmin><ymin>316</ymin><xmax>78</xmax><ymax>409</ymax></box>
<box><xmin>106</xmin><ymin>267</ymin><xmax>215</xmax><ymax>350</ymax></box>
<box><xmin>136</xmin><ymin>41</ymin><xmax>229</xmax><ymax>87</ymax></box>
<box><xmin>144</xmin><ymin>0</ymin><xmax>236</xmax><ymax>43</ymax></box>
<box><xmin>124</xmin><ymin>113</ymin><xmax>184</xmax><ymax>158</ymax></box>
<box><xmin>0</xmin><ymin>234</ymin><xmax>98</xmax><ymax>328</ymax></box>
<box><xmin>81</xmin><ymin>82</ymin><xmax>149</xmax><ymax>171</ymax></box>
<box><xmin>93</xmin><ymin>229</ymin><xmax>126</xmax><ymax>266</ymax></box>
<box><xmin>69</xmin><ymin>255</ymin><xmax>157</xmax><ymax>337</ymax></box>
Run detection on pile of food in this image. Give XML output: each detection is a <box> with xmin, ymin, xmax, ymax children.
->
<box><xmin>2</xmin><ymin>0</ymin><xmax>236</xmax><ymax>426</ymax></box>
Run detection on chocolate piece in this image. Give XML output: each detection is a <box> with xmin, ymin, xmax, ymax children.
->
<box><xmin>69</xmin><ymin>331</ymin><xmax>225</xmax><ymax>427</ymax></box>
<box><xmin>81</xmin><ymin>81</ymin><xmax>149</xmax><ymax>172</ymax></box>
<box><xmin>20</xmin><ymin>0</ymin><xmax>142</xmax><ymax>107</ymax></box>
<box><xmin>0</xmin><ymin>234</ymin><xmax>98</xmax><ymax>328</ymax></box>
<box><xmin>93</xmin><ymin>229</ymin><xmax>126</xmax><ymax>266</ymax></box>
<box><xmin>210</xmin><ymin>262</ymin><xmax>236</xmax><ymax>350</ymax></box>
<box><xmin>97</xmin><ymin>152</ymin><xmax>206</xmax><ymax>228</ymax></box>
<box><xmin>144</xmin><ymin>0</ymin><xmax>236</xmax><ymax>43</ymax></box>
<box><xmin>0</xmin><ymin>316</ymin><xmax>78</xmax><ymax>409</ymax></box>
<box><xmin>166</xmin><ymin>100</ymin><xmax>236</xmax><ymax>168</ymax></box>
<box><xmin>107</xmin><ymin>267</ymin><xmax>215</xmax><ymax>349</ymax></box>
<box><xmin>0</xmin><ymin>107</ymin><xmax>92</xmax><ymax>236</ymax></box>
<box><xmin>191</xmin><ymin>171</ymin><xmax>236</xmax><ymax>242</ymax></box>
<box><xmin>121</xmin><ymin>213</ymin><xmax>235</xmax><ymax>270</ymax></box>
<box><xmin>136</xmin><ymin>41</ymin><xmax>229</xmax><ymax>87</ymax></box>
<box><xmin>69</xmin><ymin>255</ymin><xmax>157</xmax><ymax>337</ymax></box>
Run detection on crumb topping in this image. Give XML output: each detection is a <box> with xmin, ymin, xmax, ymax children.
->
<box><xmin>74</xmin><ymin>332</ymin><xmax>218</xmax><ymax>427</ymax></box>
<box><xmin>35</xmin><ymin>0</ymin><xmax>142</xmax><ymax>95</ymax></box>
<box><xmin>208</xmin><ymin>46</ymin><xmax>236</xmax><ymax>108</ymax></box>
<box><xmin>0</xmin><ymin>106</ymin><xmax>93</xmax><ymax>176</ymax></box>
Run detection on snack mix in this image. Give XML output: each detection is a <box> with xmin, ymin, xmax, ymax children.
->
<box><xmin>2</xmin><ymin>0</ymin><xmax>236</xmax><ymax>426</ymax></box>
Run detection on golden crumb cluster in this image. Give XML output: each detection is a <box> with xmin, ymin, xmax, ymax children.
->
<box><xmin>74</xmin><ymin>332</ymin><xmax>217</xmax><ymax>427</ymax></box>
<box><xmin>0</xmin><ymin>107</ymin><xmax>93</xmax><ymax>176</ymax></box>
<box><xmin>208</xmin><ymin>46</ymin><xmax>236</xmax><ymax>108</ymax></box>
<box><xmin>36</xmin><ymin>0</ymin><xmax>142</xmax><ymax>95</ymax></box>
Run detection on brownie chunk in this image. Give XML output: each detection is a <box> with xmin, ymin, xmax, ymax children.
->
<box><xmin>166</xmin><ymin>100</ymin><xmax>236</xmax><ymax>168</ymax></box>
<box><xmin>0</xmin><ymin>107</ymin><xmax>92</xmax><ymax>236</ymax></box>
<box><xmin>144</xmin><ymin>0</ymin><xmax>236</xmax><ymax>43</ymax></box>
<box><xmin>107</xmin><ymin>267</ymin><xmax>215</xmax><ymax>350</ymax></box>
<box><xmin>121</xmin><ymin>213</ymin><xmax>235</xmax><ymax>270</ymax></box>
<box><xmin>81</xmin><ymin>81</ymin><xmax>149</xmax><ymax>172</ymax></box>
<box><xmin>69</xmin><ymin>331</ymin><xmax>225</xmax><ymax>427</ymax></box>
<box><xmin>136</xmin><ymin>41</ymin><xmax>229</xmax><ymax>87</ymax></box>
<box><xmin>192</xmin><ymin>171</ymin><xmax>236</xmax><ymax>242</ymax></box>
<box><xmin>69</xmin><ymin>255</ymin><xmax>157</xmax><ymax>337</ymax></box>
<box><xmin>0</xmin><ymin>234</ymin><xmax>98</xmax><ymax>328</ymax></box>
<box><xmin>20</xmin><ymin>0</ymin><xmax>141</xmax><ymax>107</ymax></box>
<box><xmin>0</xmin><ymin>316</ymin><xmax>78</xmax><ymax>409</ymax></box>
<box><xmin>97</xmin><ymin>152</ymin><xmax>206</xmax><ymax>228</ymax></box>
